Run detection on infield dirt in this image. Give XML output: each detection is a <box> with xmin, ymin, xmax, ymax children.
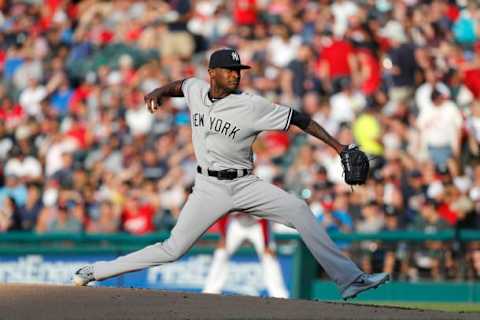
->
<box><xmin>0</xmin><ymin>284</ymin><xmax>477</xmax><ymax>320</ymax></box>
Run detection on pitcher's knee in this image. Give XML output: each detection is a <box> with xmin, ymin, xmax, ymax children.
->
<box><xmin>168</xmin><ymin>250</ymin><xmax>185</xmax><ymax>262</ymax></box>
<box><xmin>150</xmin><ymin>240</ymin><xmax>185</xmax><ymax>262</ymax></box>
<box><xmin>165</xmin><ymin>245</ymin><xmax>186</xmax><ymax>262</ymax></box>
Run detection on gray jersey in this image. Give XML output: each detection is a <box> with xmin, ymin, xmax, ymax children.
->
<box><xmin>182</xmin><ymin>78</ymin><xmax>293</xmax><ymax>170</ymax></box>
<box><xmin>89</xmin><ymin>79</ymin><xmax>369</xmax><ymax>297</ymax></box>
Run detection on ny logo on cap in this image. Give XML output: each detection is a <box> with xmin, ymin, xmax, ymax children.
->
<box><xmin>231</xmin><ymin>51</ymin><xmax>240</xmax><ymax>61</ymax></box>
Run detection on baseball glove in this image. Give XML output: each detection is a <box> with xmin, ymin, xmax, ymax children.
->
<box><xmin>340</xmin><ymin>144</ymin><xmax>369</xmax><ymax>185</ymax></box>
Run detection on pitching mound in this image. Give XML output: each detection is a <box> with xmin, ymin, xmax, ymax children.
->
<box><xmin>0</xmin><ymin>284</ymin><xmax>476</xmax><ymax>320</ymax></box>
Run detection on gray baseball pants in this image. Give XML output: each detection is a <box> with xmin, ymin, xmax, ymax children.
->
<box><xmin>93</xmin><ymin>173</ymin><xmax>363</xmax><ymax>290</ymax></box>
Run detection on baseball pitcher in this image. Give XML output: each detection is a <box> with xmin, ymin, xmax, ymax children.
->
<box><xmin>73</xmin><ymin>48</ymin><xmax>388</xmax><ymax>300</ymax></box>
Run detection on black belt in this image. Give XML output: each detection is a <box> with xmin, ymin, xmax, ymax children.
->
<box><xmin>197</xmin><ymin>166</ymin><xmax>250</xmax><ymax>180</ymax></box>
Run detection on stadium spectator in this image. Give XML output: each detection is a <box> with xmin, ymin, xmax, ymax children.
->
<box><xmin>0</xmin><ymin>96</ymin><xmax>25</xmax><ymax>131</ymax></box>
<box><xmin>86</xmin><ymin>200</ymin><xmax>121</xmax><ymax>234</ymax></box>
<box><xmin>17</xmin><ymin>183</ymin><xmax>43</xmax><ymax>231</ymax></box>
<box><xmin>380</xmin><ymin>205</ymin><xmax>405</xmax><ymax>279</ymax></box>
<box><xmin>329</xmin><ymin>77</ymin><xmax>366</xmax><ymax>126</ymax></box>
<box><xmin>316</xmin><ymin>30</ymin><xmax>357</xmax><ymax>94</ymax></box>
<box><xmin>121</xmin><ymin>191</ymin><xmax>155</xmax><ymax>235</ymax></box>
<box><xmin>47</xmin><ymin>204</ymin><xmax>83</xmax><ymax>233</ymax></box>
<box><xmin>316</xmin><ymin>190</ymin><xmax>354</xmax><ymax>252</ymax></box>
<box><xmin>352</xmin><ymin>101</ymin><xmax>384</xmax><ymax>173</ymax></box>
<box><xmin>4</xmin><ymin>146</ymin><xmax>42</xmax><ymax>183</ymax></box>
<box><xmin>465</xmin><ymin>100</ymin><xmax>480</xmax><ymax>162</ymax></box>
<box><xmin>401</xmin><ymin>169</ymin><xmax>427</xmax><ymax>226</ymax></box>
<box><xmin>411</xmin><ymin>199</ymin><xmax>451</xmax><ymax>281</ymax></box>
<box><xmin>356</xmin><ymin>200</ymin><xmax>385</xmax><ymax>274</ymax></box>
<box><xmin>0</xmin><ymin>174</ymin><xmax>27</xmax><ymax>207</ymax></box>
<box><xmin>52</xmin><ymin>152</ymin><xmax>75</xmax><ymax>189</ymax></box>
<box><xmin>382</xmin><ymin>19</ymin><xmax>418</xmax><ymax>106</ymax></box>
<box><xmin>0</xmin><ymin>196</ymin><xmax>21</xmax><ymax>232</ymax></box>
<box><xmin>282</xmin><ymin>44</ymin><xmax>317</xmax><ymax>100</ymax></box>
<box><xmin>417</xmin><ymin>84</ymin><xmax>463</xmax><ymax>171</ymax></box>
<box><xmin>19</xmin><ymin>77</ymin><xmax>48</xmax><ymax>119</ymax></box>
<box><xmin>267</xmin><ymin>23</ymin><xmax>301</xmax><ymax>68</ymax></box>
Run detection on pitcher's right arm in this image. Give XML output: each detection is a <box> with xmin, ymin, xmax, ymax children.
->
<box><xmin>144</xmin><ymin>79</ymin><xmax>186</xmax><ymax>113</ymax></box>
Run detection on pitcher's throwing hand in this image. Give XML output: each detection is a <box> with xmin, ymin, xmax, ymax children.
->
<box><xmin>144</xmin><ymin>90</ymin><xmax>163</xmax><ymax>113</ymax></box>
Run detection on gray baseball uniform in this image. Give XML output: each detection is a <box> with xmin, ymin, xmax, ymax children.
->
<box><xmin>92</xmin><ymin>78</ymin><xmax>363</xmax><ymax>291</ymax></box>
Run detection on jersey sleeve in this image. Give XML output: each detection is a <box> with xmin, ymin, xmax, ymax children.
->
<box><xmin>251</xmin><ymin>95</ymin><xmax>293</xmax><ymax>132</ymax></box>
<box><xmin>181</xmin><ymin>78</ymin><xmax>207</xmax><ymax>110</ymax></box>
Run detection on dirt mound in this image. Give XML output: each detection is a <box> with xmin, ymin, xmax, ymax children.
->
<box><xmin>0</xmin><ymin>284</ymin><xmax>476</xmax><ymax>320</ymax></box>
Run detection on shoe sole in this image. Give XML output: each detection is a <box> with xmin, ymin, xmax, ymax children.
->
<box><xmin>342</xmin><ymin>274</ymin><xmax>390</xmax><ymax>301</ymax></box>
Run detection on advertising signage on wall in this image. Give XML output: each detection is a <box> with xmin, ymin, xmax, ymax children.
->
<box><xmin>0</xmin><ymin>253</ymin><xmax>293</xmax><ymax>297</ymax></box>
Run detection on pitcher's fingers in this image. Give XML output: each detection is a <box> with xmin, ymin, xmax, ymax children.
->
<box><xmin>146</xmin><ymin>100</ymin><xmax>155</xmax><ymax>113</ymax></box>
<box><xmin>152</xmin><ymin>102</ymin><xmax>159</xmax><ymax>112</ymax></box>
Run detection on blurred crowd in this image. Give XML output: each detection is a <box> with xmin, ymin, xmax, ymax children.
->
<box><xmin>1</xmin><ymin>0</ymin><xmax>480</xmax><ymax>281</ymax></box>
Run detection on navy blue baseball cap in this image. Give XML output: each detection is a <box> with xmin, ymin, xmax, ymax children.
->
<box><xmin>208</xmin><ymin>48</ymin><xmax>251</xmax><ymax>69</ymax></box>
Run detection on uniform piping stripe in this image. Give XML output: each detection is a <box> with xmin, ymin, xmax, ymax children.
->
<box><xmin>284</xmin><ymin>108</ymin><xmax>293</xmax><ymax>131</ymax></box>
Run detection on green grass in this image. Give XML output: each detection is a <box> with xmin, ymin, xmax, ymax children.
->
<box><xmin>357</xmin><ymin>301</ymin><xmax>480</xmax><ymax>313</ymax></box>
